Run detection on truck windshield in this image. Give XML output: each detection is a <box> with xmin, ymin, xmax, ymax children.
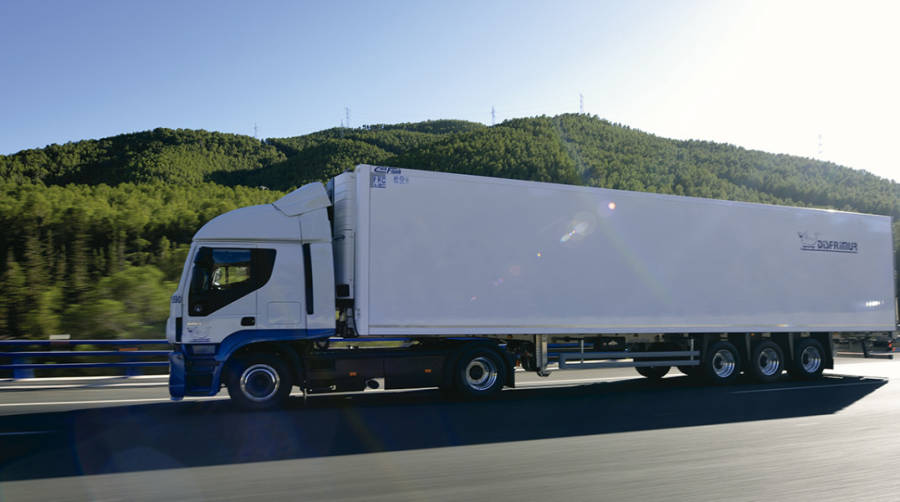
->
<box><xmin>188</xmin><ymin>247</ymin><xmax>276</xmax><ymax>316</ymax></box>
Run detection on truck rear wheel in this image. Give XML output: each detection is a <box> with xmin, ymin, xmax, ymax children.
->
<box><xmin>788</xmin><ymin>339</ymin><xmax>825</xmax><ymax>380</ymax></box>
<box><xmin>226</xmin><ymin>353</ymin><xmax>293</xmax><ymax>410</ymax></box>
<box><xmin>748</xmin><ymin>340</ymin><xmax>784</xmax><ymax>383</ymax></box>
<box><xmin>635</xmin><ymin>365</ymin><xmax>670</xmax><ymax>380</ymax></box>
<box><xmin>454</xmin><ymin>347</ymin><xmax>506</xmax><ymax>398</ymax></box>
<box><xmin>703</xmin><ymin>341</ymin><xmax>741</xmax><ymax>385</ymax></box>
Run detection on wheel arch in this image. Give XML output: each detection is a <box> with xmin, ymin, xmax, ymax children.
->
<box><xmin>810</xmin><ymin>332</ymin><xmax>834</xmax><ymax>369</ymax></box>
<box><xmin>226</xmin><ymin>340</ymin><xmax>306</xmax><ymax>388</ymax></box>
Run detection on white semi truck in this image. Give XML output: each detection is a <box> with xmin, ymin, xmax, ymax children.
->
<box><xmin>166</xmin><ymin>165</ymin><xmax>896</xmax><ymax>409</ymax></box>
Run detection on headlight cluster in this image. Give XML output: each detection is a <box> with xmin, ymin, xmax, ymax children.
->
<box><xmin>188</xmin><ymin>344</ymin><xmax>217</xmax><ymax>356</ymax></box>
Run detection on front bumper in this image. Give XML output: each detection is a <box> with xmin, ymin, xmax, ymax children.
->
<box><xmin>168</xmin><ymin>347</ymin><xmax>224</xmax><ymax>399</ymax></box>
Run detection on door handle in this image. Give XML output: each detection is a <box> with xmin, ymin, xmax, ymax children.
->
<box><xmin>241</xmin><ymin>316</ymin><xmax>256</xmax><ymax>326</ymax></box>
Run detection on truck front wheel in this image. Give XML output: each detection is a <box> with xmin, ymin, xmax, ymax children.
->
<box><xmin>226</xmin><ymin>353</ymin><xmax>293</xmax><ymax>410</ymax></box>
<box><xmin>454</xmin><ymin>347</ymin><xmax>506</xmax><ymax>398</ymax></box>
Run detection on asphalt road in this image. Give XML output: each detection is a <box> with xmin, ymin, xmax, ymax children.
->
<box><xmin>0</xmin><ymin>357</ymin><xmax>898</xmax><ymax>501</ymax></box>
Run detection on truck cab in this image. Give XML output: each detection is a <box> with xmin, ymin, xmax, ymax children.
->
<box><xmin>166</xmin><ymin>183</ymin><xmax>335</xmax><ymax>403</ymax></box>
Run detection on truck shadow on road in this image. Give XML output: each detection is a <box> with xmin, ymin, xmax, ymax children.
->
<box><xmin>0</xmin><ymin>374</ymin><xmax>887</xmax><ymax>481</ymax></box>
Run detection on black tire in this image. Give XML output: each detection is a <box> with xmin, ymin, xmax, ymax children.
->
<box><xmin>703</xmin><ymin>341</ymin><xmax>741</xmax><ymax>385</ymax></box>
<box><xmin>677</xmin><ymin>365</ymin><xmax>702</xmax><ymax>378</ymax></box>
<box><xmin>454</xmin><ymin>346</ymin><xmax>506</xmax><ymax>398</ymax></box>
<box><xmin>748</xmin><ymin>340</ymin><xmax>784</xmax><ymax>383</ymax></box>
<box><xmin>636</xmin><ymin>365</ymin><xmax>670</xmax><ymax>380</ymax></box>
<box><xmin>225</xmin><ymin>353</ymin><xmax>293</xmax><ymax>410</ymax></box>
<box><xmin>788</xmin><ymin>338</ymin><xmax>826</xmax><ymax>380</ymax></box>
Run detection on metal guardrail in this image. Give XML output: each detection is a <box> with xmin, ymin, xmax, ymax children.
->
<box><xmin>2</xmin><ymin>337</ymin><xmax>893</xmax><ymax>380</ymax></box>
<box><xmin>1</xmin><ymin>338</ymin><xmax>583</xmax><ymax>379</ymax></box>
<box><xmin>0</xmin><ymin>339</ymin><xmax>169</xmax><ymax>379</ymax></box>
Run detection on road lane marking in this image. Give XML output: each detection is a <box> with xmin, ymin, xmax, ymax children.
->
<box><xmin>518</xmin><ymin>376</ymin><xmax>637</xmax><ymax>386</ymax></box>
<box><xmin>0</xmin><ymin>397</ymin><xmax>229</xmax><ymax>407</ymax></box>
<box><xmin>0</xmin><ymin>375</ymin><xmax>167</xmax><ymax>383</ymax></box>
<box><xmin>1</xmin><ymin>376</ymin><xmax>886</xmax><ymax>407</ymax></box>
<box><xmin>0</xmin><ymin>430</ymin><xmax>54</xmax><ymax>436</ymax></box>
<box><xmin>732</xmin><ymin>381</ymin><xmax>885</xmax><ymax>394</ymax></box>
<box><xmin>0</xmin><ymin>391</ymin><xmax>308</xmax><ymax>408</ymax></box>
<box><xmin>0</xmin><ymin>383</ymin><xmax>170</xmax><ymax>391</ymax></box>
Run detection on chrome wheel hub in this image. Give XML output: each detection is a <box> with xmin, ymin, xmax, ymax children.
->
<box><xmin>757</xmin><ymin>347</ymin><xmax>781</xmax><ymax>376</ymax></box>
<box><xmin>712</xmin><ymin>349</ymin><xmax>736</xmax><ymax>378</ymax></box>
<box><xmin>800</xmin><ymin>346</ymin><xmax>822</xmax><ymax>373</ymax></box>
<box><xmin>240</xmin><ymin>364</ymin><xmax>280</xmax><ymax>402</ymax></box>
<box><xmin>465</xmin><ymin>357</ymin><xmax>498</xmax><ymax>391</ymax></box>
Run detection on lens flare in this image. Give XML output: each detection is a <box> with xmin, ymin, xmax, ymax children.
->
<box><xmin>560</xmin><ymin>221</ymin><xmax>590</xmax><ymax>243</ymax></box>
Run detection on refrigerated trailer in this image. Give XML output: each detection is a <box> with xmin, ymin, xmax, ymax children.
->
<box><xmin>166</xmin><ymin>165</ymin><xmax>896</xmax><ymax>409</ymax></box>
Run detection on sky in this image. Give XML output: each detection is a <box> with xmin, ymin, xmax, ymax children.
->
<box><xmin>2</xmin><ymin>0</ymin><xmax>899</xmax><ymax>181</ymax></box>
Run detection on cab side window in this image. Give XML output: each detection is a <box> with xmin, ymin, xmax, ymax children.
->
<box><xmin>188</xmin><ymin>247</ymin><xmax>276</xmax><ymax>316</ymax></box>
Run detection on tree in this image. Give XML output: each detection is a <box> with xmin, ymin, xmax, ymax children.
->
<box><xmin>0</xmin><ymin>252</ymin><xmax>26</xmax><ymax>337</ymax></box>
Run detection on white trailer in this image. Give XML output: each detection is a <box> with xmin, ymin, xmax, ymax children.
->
<box><xmin>167</xmin><ymin>165</ymin><xmax>896</xmax><ymax>409</ymax></box>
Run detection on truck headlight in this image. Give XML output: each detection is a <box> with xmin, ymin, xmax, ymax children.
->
<box><xmin>190</xmin><ymin>344</ymin><xmax>217</xmax><ymax>355</ymax></box>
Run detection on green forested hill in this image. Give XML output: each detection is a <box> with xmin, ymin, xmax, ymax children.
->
<box><xmin>0</xmin><ymin>128</ymin><xmax>287</xmax><ymax>185</ymax></box>
<box><xmin>0</xmin><ymin>114</ymin><xmax>897</xmax><ymax>339</ymax></box>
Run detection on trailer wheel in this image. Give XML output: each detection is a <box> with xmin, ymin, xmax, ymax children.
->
<box><xmin>454</xmin><ymin>347</ymin><xmax>506</xmax><ymax>398</ymax></box>
<box><xmin>635</xmin><ymin>365</ymin><xmax>670</xmax><ymax>380</ymax></box>
<box><xmin>225</xmin><ymin>353</ymin><xmax>293</xmax><ymax>410</ymax></box>
<box><xmin>703</xmin><ymin>341</ymin><xmax>741</xmax><ymax>385</ymax></box>
<box><xmin>788</xmin><ymin>338</ymin><xmax>825</xmax><ymax>380</ymax></box>
<box><xmin>748</xmin><ymin>340</ymin><xmax>784</xmax><ymax>383</ymax></box>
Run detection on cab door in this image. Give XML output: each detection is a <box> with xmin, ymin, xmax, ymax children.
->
<box><xmin>183</xmin><ymin>245</ymin><xmax>275</xmax><ymax>344</ymax></box>
<box><xmin>256</xmin><ymin>242</ymin><xmax>307</xmax><ymax>331</ymax></box>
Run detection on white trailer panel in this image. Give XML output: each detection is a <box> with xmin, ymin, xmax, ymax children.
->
<box><xmin>346</xmin><ymin>165</ymin><xmax>894</xmax><ymax>336</ymax></box>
